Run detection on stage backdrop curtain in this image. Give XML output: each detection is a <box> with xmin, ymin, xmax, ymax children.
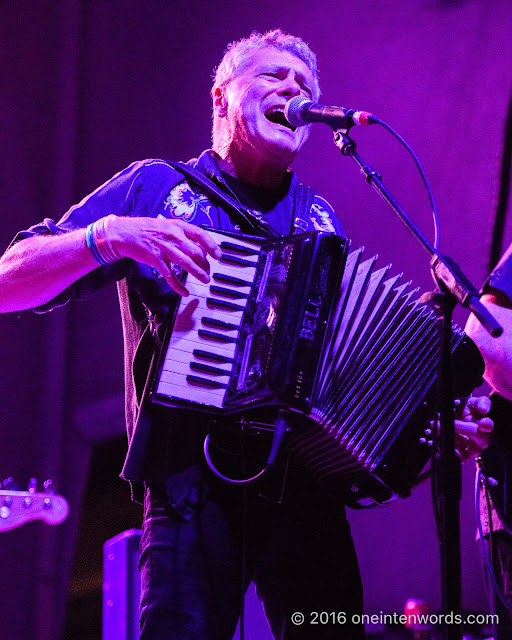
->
<box><xmin>1</xmin><ymin>1</ymin><xmax>512</xmax><ymax>638</ymax></box>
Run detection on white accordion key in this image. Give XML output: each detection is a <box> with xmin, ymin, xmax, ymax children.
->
<box><xmin>154</xmin><ymin>231</ymin><xmax>262</xmax><ymax>408</ymax></box>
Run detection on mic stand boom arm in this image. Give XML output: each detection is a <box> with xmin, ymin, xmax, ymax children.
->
<box><xmin>332</xmin><ymin>127</ymin><xmax>501</xmax><ymax>640</ymax></box>
<box><xmin>333</xmin><ymin>129</ymin><xmax>501</xmax><ymax>336</ymax></box>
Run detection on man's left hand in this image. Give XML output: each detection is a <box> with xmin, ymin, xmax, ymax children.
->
<box><xmin>453</xmin><ymin>396</ymin><xmax>493</xmax><ymax>461</ymax></box>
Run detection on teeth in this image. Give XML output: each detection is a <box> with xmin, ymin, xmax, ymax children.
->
<box><xmin>265</xmin><ymin>106</ymin><xmax>296</xmax><ymax>130</ymax></box>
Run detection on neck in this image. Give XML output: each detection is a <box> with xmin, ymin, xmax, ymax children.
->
<box><xmin>213</xmin><ymin>142</ymin><xmax>290</xmax><ymax>189</ymax></box>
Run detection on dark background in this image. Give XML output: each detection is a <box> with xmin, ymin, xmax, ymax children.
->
<box><xmin>1</xmin><ymin>1</ymin><xmax>512</xmax><ymax>638</ymax></box>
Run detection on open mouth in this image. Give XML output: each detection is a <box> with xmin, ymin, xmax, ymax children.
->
<box><xmin>265</xmin><ymin>107</ymin><xmax>296</xmax><ymax>131</ymax></box>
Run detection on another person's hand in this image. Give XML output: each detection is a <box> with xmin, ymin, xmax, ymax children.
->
<box><xmin>453</xmin><ymin>396</ymin><xmax>493</xmax><ymax>462</ymax></box>
<box><xmin>465</xmin><ymin>295</ymin><xmax>512</xmax><ymax>401</ymax></box>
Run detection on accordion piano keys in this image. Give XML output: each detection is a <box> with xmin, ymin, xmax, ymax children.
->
<box><xmin>154</xmin><ymin>231</ymin><xmax>262</xmax><ymax>409</ymax></box>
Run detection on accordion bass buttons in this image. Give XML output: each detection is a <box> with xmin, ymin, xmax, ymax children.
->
<box><xmin>294</xmin><ymin>371</ymin><xmax>304</xmax><ymax>400</ymax></box>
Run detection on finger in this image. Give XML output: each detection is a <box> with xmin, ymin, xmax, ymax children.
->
<box><xmin>465</xmin><ymin>395</ymin><xmax>492</xmax><ymax>416</ymax></box>
<box><xmin>475</xmin><ymin>416</ymin><xmax>494</xmax><ymax>432</ymax></box>
<box><xmin>455</xmin><ymin>425</ymin><xmax>492</xmax><ymax>453</ymax></box>
<box><xmin>182</xmin><ymin>246</ymin><xmax>211</xmax><ymax>277</ymax></box>
<box><xmin>454</xmin><ymin>443</ymin><xmax>469</xmax><ymax>463</ymax></box>
<box><xmin>165</xmin><ymin>234</ymin><xmax>212</xmax><ymax>274</ymax></box>
<box><xmin>165</xmin><ymin>247</ymin><xmax>211</xmax><ymax>284</ymax></box>
<box><xmin>454</xmin><ymin>420</ymin><xmax>478</xmax><ymax>436</ymax></box>
<box><xmin>454</xmin><ymin>437</ymin><xmax>479</xmax><ymax>462</ymax></box>
<box><xmin>165</xmin><ymin>270</ymin><xmax>190</xmax><ymax>297</ymax></box>
<box><xmin>184</xmin><ymin>225</ymin><xmax>222</xmax><ymax>260</ymax></box>
<box><xmin>153</xmin><ymin>259</ymin><xmax>191</xmax><ymax>297</ymax></box>
<box><xmin>467</xmin><ymin>437</ymin><xmax>491</xmax><ymax>456</ymax></box>
<box><xmin>455</xmin><ymin>433</ymin><xmax>470</xmax><ymax>449</ymax></box>
<box><xmin>148</xmin><ymin>245</ymin><xmax>189</xmax><ymax>295</ymax></box>
<box><xmin>159</xmin><ymin>235</ymin><xmax>212</xmax><ymax>283</ymax></box>
<box><xmin>466</xmin><ymin>445</ymin><xmax>480</xmax><ymax>460</ymax></box>
<box><xmin>455</xmin><ymin>418</ymin><xmax>493</xmax><ymax>436</ymax></box>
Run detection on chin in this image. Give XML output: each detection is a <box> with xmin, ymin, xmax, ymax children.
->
<box><xmin>259</xmin><ymin>145</ymin><xmax>297</xmax><ymax>166</ymax></box>
<box><xmin>262</xmin><ymin>133</ymin><xmax>304</xmax><ymax>156</ymax></box>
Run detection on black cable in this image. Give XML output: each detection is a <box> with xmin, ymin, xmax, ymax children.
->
<box><xmin>203</xmin><ymin>416</ymin><xmax>287</xmax><ymax>484</ymax></box>
<box><xmin>238</xmin><ymin>441</ymin><xmax>248</xmax><ymax>640</ymax></box>
<box><xmin>370</xmin><ymin>116</ymin><xmax>441</xmax><ymax>252</ymax></box>
<box><xmin>475</xmin><ymin>465</ymin><xmax>512</xmax><ymax>612</ymax></box>
<box><xmin>239</xmin><ymin>482</ymin><xmax>248</xmax><ymax>640</ymax></box>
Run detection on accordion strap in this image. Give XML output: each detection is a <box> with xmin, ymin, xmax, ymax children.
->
<box><xmin>167</xmin><ymin>160</ymin><xmax>317</xmax><ymax>238</ymax></box>
<box><xmin>292</xmin><ymin>184</ymin><xmax>317</xmax><ymax>234</ymax></box>
<box><xmin>167</xmin><ymin>160</ymin><xmax>280</xmax><ymax>238</ymax></box>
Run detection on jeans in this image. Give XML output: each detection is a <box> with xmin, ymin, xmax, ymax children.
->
<box><xmin>139</xmin><ymin>430</ymin><xmax>364</xmax><ymax>639</ymax></box>
<box><xmin>485</xmin><ymin>530</ymin><xmax>512</xmax><ymax>640</ymax></box>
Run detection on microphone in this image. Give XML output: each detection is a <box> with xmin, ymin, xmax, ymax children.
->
<box><xmin>284</xmin><ymin>96</ymin><xmax>376</xmax><ymax>129</ymax></box>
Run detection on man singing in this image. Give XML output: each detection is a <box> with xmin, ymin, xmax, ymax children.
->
<box><xmin>0</xmin><ymin>30</ymin><xmax>492</xmax><ymax>639</ymax></box>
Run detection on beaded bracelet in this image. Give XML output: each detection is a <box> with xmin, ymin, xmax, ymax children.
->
<box><xmin>86</xmin><ymin>215</ymin><xmax>121</xmax><ymax>266</ymax></box>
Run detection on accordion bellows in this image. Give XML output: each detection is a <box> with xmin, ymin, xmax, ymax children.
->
<box><xmin>152</xmin><ymin>230</ymin><xmax>483</xmax><ymax>506</ymax></box>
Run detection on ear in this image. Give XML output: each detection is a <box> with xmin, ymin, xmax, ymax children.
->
<box><xmin>213</xmin><ymin>86</ymin><xmax>228</xmax><ymax>117</ymax></box>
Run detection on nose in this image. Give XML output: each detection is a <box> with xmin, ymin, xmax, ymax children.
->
<box><xmin>277</xmin><ymin>71</ymin><xmax>302</xmax><ymax>98</ymax></box>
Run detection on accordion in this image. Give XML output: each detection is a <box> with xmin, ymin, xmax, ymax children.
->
<box><xmin>151</xmin><ymin>229</ymin><xmax>484</xmax><ymax>506</ymax></box>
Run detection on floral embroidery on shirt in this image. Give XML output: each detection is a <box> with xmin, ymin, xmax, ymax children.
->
<box><xmin>310</xmin><ymin>195</ymin><xmax>336</xmax><ymax>233</ymax></box>
<box><xmin>164</xmin><ymin>182</ymin><xmax>214</xmax><ymax>224</ymax></box>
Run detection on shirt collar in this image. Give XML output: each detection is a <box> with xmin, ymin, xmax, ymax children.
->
<box><xmin>193</xmin><ymin>149</ymin><xmax>298</xmax><ymax>193</ymax></box>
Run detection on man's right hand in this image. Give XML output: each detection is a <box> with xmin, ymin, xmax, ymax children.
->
<box><xmin>0</xmin><ymin>216</ymin><xmax>222</xmax><ymax>312</ymax></box>
<box><xmin>108</xmin><ymin>216</ymin><xmax>222</xmax><ymax>297</ymax></box>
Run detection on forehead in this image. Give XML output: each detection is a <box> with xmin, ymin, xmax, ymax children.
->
<box><xmin>240</xmin><ymin>47</ymin><xmax>315</xmax><ymax>84</ymax></box>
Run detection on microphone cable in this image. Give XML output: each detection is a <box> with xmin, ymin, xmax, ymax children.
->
<box><xmin>364</xmin><ymin>115</ymin><xmax>440</xmax><ymax>253</ymax></box>
<box><xmin>488</xmin><ymin>83</ymin><xmax>512</xmax><ymax>272</ymax></box>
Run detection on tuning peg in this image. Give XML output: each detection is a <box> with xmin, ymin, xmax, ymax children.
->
<box><xmin>27</xmin><ymin>478</ymin><xmax>37</xmax><ymax>493</ymax></box>
<box><xmin>3</xmin><ymin>477</ymin><xmax>20</xmax><ymax>491</ymax></box>
<box><xmin>43</xmin><ymin>479</ymin><xmax>54</xmax><ymax>495</ymax></box>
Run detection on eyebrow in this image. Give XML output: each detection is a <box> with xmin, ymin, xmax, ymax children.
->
<box><xmin>258</xmin><ymin>64</ymin><xmax>314</xmax><ymax>94</ymax></box>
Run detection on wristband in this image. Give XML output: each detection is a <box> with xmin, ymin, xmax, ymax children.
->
<box><xmin>86</xmin><ymin>216</ymin><xmax>120</xmax><ymax>266</ymax></box>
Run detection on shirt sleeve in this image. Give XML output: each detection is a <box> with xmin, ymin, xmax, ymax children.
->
<box><xmin>12</xmin><ymin>159</ymin><xmax>181</xmax><ymax>240</ymax></box>
<box><xmin>10</xmin><ymin>159</ymin><xmax>184</xmax><ymax>311</ymax></box>
<box><xmin>486</xmin><ymin>243</ymin><xmax>512</xmax><ymax>304</ymax></box>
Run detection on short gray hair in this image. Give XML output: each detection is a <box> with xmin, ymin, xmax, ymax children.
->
<box><xmin>212</xmin><ymin>29</ymin><xmax>320</xmax><ymax>100</ymax></box>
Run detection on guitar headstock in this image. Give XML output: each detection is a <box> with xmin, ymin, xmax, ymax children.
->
<box><xmin>0</xmin><ymin>484</ymin><xmax>69</xmax><ymax>532</ymax></box>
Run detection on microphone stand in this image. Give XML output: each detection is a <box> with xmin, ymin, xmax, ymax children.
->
<box><xmin>332</xmin><ymin>127</ymin><xmax>502</xmax><ymax>640</ymax></box>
